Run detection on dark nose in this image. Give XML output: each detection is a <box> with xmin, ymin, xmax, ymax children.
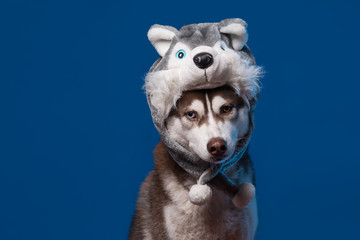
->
<box><xmin>207</xmin><ymin>137</ymin><xmax>227</xmax><ymax>157</ymax></box>
<box><xmin>193</xmin><ymin>52</ymin><xmax>213</xmax><ymax>69</ymax></box>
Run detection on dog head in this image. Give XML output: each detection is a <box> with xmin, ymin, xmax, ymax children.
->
<box><xmin>145</xmin><ymin>18</ymin><xmax>262</xmax><ymax>124</ymax></box>
<box><xmin>166</xmin><ymin>86</ymin><xmax>251</xmax><ymax>164</ymax></box>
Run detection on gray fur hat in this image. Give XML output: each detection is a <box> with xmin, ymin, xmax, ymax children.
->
<box><xmin>144</xmin><ymin>18</ymin><xmax>262</xmax><ymax>205</ymax></box>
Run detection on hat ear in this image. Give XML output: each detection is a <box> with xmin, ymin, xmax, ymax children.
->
<box><xmin>147</xmin><ymin>24</ymin><xmax>178</xmax><ymax>57</ymax></box>
<box><xmin>219</xmin><ymin>18</ymin><xmax>248</xmax><ymax>50</ymax></box>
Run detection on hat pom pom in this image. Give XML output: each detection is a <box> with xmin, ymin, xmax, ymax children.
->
<box><xmin>188</xmin><ymin>184</ymin><xmax>212</xmax><ymax>206</ymax></box>
<box><xmin>232</xmin><ymin>182</ymin><xmax>255</xmax><ymax>208</ymax></box>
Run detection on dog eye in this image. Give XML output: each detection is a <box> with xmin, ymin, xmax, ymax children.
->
<box><xmin>185</xmin><ymin>111</ymin><xmax>197</xmax><ymax>120</ymax></box>
<box><xmin>220</xmin><ymin>45</ymin><xmax>225</xmax><ymax>51</ymax></box>
<box><xmin>176</xmin><ymin>50</ymin><xmax>186</xmax><ymax>59</ymax></box>
<box><xmin>221</xmin><ymin>105</ymin><xmax>233</xmax><ymax>113</ymax></box>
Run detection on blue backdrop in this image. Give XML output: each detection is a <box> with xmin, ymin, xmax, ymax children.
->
<box><xmin>1</xmin><ymin>0</ymin><xmax>359</xmax><ymax>239</ymax></box>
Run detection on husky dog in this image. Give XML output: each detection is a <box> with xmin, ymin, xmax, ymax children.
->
<box><xmin>129</xmin><ymin>19</ymin><xmax>262</xmax><ymax>240</ymax></box>
<box><xmin>129</xmin><ymin>86</ymin><xmax>257</xmax><ymax>239</ymax></box>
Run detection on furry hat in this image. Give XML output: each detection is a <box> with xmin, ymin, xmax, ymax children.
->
<box><xmin>144</xmin><ymin>18</ymin><xmax>262</xmax><ymax>207</ymax></box>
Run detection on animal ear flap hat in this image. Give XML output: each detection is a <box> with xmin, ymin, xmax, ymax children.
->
<box><xmin>144</xmin><ymin>18</ymin><xmax>262</xmax><ymax>208</ymax></box>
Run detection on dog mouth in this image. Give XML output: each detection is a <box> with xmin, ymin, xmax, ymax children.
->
<box><xmin>201</xmin><ymin>151</ymin><xmax>233</xmax><ymax>164</ymax></box>
<box><xmin>209</xmin><ymin>154</ymin><xmax>231</xmax><ymax>164</ymax></box>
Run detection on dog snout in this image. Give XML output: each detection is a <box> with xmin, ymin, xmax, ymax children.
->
<box><xmin>207</xmin><ymin>137</ymin><xmax>227</xmax><ymax>157</ymax></box>
<box><xmin>193</xmin><ymin>52</ymin><xmax>213</xmax><ymax>69</ymax></box>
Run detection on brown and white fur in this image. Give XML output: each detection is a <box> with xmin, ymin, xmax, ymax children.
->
<box><xmin>129</xmin><ymin>86</ymin><xmax>257</xmax><ymax>240</ymax></box>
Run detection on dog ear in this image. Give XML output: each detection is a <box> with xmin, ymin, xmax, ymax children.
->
<box><xmin>219</xmin><ymin>18</ymin><xmax>248</xmax><ymax>50</ymax></box>
<box><xmin>147</xmin><ymin>24</ymin><xmax>178</xmax><ymax>57</ymax></box>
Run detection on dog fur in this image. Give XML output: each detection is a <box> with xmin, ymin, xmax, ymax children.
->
<box><xmin>130</xmin><ymin>19</ymin><xmax>262</xmax><ymax>240</ymax></box>
<box><xmin>129</xmin><ymin>87</ymin><xmax>258</xmax><ymax>240</ymax></box>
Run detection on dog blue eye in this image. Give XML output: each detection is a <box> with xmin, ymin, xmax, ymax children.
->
<box><xmin>220</xmin><ymin>45</ymin><xmax>225</xmax><ymax>51</ymax></box>
<box><xmin>176</xmin><ymin>50</ymin><xmax>186</xmax><ymax>59</ymax></box>
<box><xmin>185</xmin><ymin>111</ymin><xmax>197</xmax><ymax>120</ymax></box>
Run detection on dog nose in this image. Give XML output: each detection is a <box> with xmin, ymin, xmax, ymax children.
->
<box><xmin>207</xmin><ymin>137</ymin><xmax>227</xmax><ymax>157</ymax></box>
<box><xmin>193</xmin><ymin>52</ymin><xmax>213</xmax><ymax>69</ymax></box>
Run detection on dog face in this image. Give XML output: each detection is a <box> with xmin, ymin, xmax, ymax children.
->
<box><xmin>166</xmin><ymin>86</ymin><xmax>250</xmax><ymax>163</ymax></box>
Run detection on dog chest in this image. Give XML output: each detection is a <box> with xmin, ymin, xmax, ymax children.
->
<box><xmin>161</xmin><ymin>171</ymin><xmax>256</xmax><ymax>240</ymax></box>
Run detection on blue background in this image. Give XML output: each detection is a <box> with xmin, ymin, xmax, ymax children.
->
<box><xmin>1</xmin><ymin>0</ymin><xmax>359</xmax><ymax>239</ymax></box>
